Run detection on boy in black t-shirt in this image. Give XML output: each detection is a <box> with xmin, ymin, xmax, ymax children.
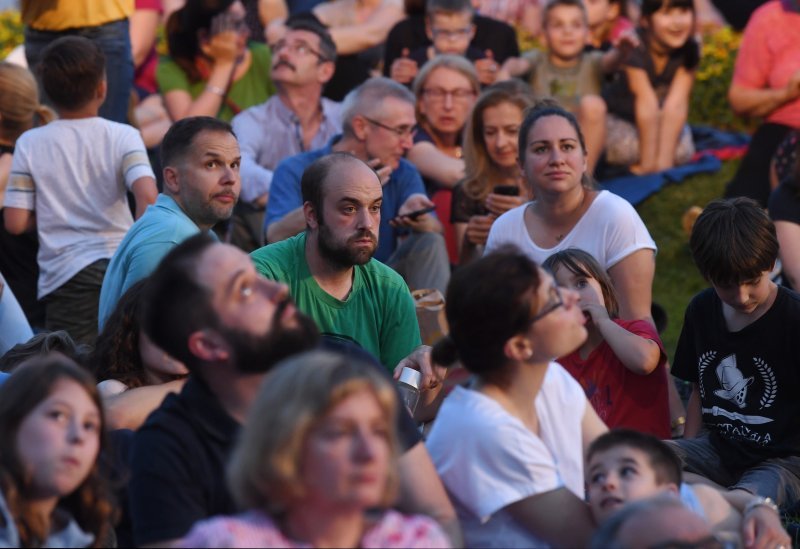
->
<box><xmin>670</xmin><ymin>197</ymin><xmax>800</xmax><ymax>509</ymax></box>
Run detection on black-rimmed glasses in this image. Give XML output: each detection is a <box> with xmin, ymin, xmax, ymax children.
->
<box><xmin>270</xmin><ymin>40</ymin><xmax>325</xmax><ymax>60</ymax></box>
<box><xmin>529</xmin><ymin>285</ymin><xmax>564</xmax><ymax>324</ymax></box>
<box><xmin>363</xmin><ymin>117</ymin><xmax>418</xmax><ymax>138</ymax></box>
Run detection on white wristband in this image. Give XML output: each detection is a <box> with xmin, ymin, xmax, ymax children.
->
<box><xmin>205</xmin><ymin>84</ymin><xmax>226</xmax><ymax>97</ymax></box>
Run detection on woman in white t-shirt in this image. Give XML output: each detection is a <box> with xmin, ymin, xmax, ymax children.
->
<box><xmin>425</xmin><ymin>248</ymin><xmax>607</xmax><ymax>547</ymax></box>
<box><xmin>485</xmin><ymin>102</ymin><xmax>656</xmax><ymax>322</ymax></box>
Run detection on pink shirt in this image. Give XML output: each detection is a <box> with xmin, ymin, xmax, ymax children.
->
<box><xmin>179</xmin><ymin>509</ymin><xmax>451</xmax><ymax>548</ymax></box>
<box><xmin>732</xmin><ymin>1</ymin><xmax>800</xmax><ymax>128</ymax></box>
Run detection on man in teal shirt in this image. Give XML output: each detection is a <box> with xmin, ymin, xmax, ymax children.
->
<box><xmin>251</xmin><ymin>153</ymin><xmax>421</xmax><ymax>370</ymax></box>
<box><xmin>98</xmin><ymin>117</ymin><xmax>241</xmax><ymax>328</ymax></box>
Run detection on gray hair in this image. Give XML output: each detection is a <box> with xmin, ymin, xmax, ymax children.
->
<box><xmin>411</xmin><ymin>54</ymin><xmax>480</xmax><ymax>99</ymax></box>
<box><xmin>340</xmin><ymin>77</ymin><xmax>416</xmax><ymax>135</ymax></box>
<box><xmin>590</xmin><ymin>494</ymin><xmax>695</xmax><ymax>549</ymax></box>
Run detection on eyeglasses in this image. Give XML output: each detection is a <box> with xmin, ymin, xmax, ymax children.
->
<box><xmin>431</xmin><ymin>26</ymin><xmax>473</xmax><ymax>41</ymax></box>
<box><xmin>529</xmin><ymin>285</ymin><xmax>564</xmax><ymax>324</ymax></box>
<box><xmin>363</xmin><ymin>117</ymin><xmax>418</xmax><ymax>138</ymax></box>
<box><xmin>270</xmin><ymin>40</ymin><xmax>325</xmax><ymax>60</ymax></box>
<box><xmin>422</xmin><ymin>87</ymin><xmax>475</xmax><ymax>102</ymax></box>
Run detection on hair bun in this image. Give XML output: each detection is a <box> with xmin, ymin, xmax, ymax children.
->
<box><xmin>432</xmin><ymin>334</ymin><xmax>459</xmax><ymax>367</ymax></box>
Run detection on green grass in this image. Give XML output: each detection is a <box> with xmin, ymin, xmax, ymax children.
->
<box><xmin>635</xmin><ymin>159</ymin><xmax>741</xmax><ymax>359</ymax></box>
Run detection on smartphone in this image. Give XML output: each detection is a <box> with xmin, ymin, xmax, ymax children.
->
<box><xmin>493</xmin><ymin>185</ymin><xmax>520</xmax><ymax>196</ymax></box>
<box><xmin>403</xmin><ymin>205</ymin><xmax>436</xmax><ymax>220</ymax></box>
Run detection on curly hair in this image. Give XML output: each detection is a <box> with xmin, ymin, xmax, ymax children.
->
<box><xmin>0</xmin><ymin>355</ymin><xmax>115</xmax><ymax>547</ymax></box>
<box><xmin>90</xmin><ymin>279</ymin><xmax>148</xmax><ymax>389</ymax></box>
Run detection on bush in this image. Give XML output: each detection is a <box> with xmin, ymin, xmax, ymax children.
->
<box><xmin>0</xmin><ymin>10</ymin><xmax>23</xmax><ymax>60</ymax></box>
<box><xmin>689</xmin><ymin>27</ymin><xmax>757</xmax><ymax>133</ymax></box>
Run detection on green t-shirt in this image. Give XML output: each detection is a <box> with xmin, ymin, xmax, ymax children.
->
<box><xmin>156</xmin><ymin>42</ymin><xmax>276</xmax><ymax>122</ymax></box>
<box><xmin>522</xmin><ymin>49</ymin><xmax>604</xmax><ymax>113</ymax></box>
<box><xmin>251</xmin><ymin>233</ymin><xmax>421</xmax><ymax>371</ymax></box>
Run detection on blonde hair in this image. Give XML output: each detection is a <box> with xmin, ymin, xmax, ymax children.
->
<box><xmin>0</xmin><ymin>63</ymin><xmax>55</xmax><ymax>143</ymax></box>
<box><xmin>227</xmin><ymin>351</ymin><xmax>400</xmax><ymax>515</ymax></box>
<box><xmin>462</xmin><ymin>80</ymin><xmax>536</xmax><ymax>201</ymax></box>
<box><xmin>412</xmin><ymin>54</ymin><xmax>480</xmax><ymax>124</ymax></box>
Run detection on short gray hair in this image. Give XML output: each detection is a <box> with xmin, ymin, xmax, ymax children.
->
<box><xmin>340</xmin><ymin>77</ymin><xmax>416</xmax><ymax>135</ymax></box>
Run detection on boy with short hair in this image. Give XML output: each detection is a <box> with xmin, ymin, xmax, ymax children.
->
<box><xmin>587</xmin><ymin>429</ymin><xmax>739</xmax><ymax>532</ymax></box>
<box><xmin>671</xmin><ymin>197</ymin><xmax>800</xmax><ymax>509</ymax></box>
<box><xmin>499</xmin><ymin>0</ymin><xmax>636</xmax><ymax>171</ymax></box>
<box><xmin>4</xmin><ymin>35</ymin><xmax>157</xmax><ymax>345</ymax></box>
<box><xmin>390</xmin><ymin>0</ymin><xmax>499</xmax><ymax>86</ymax></box>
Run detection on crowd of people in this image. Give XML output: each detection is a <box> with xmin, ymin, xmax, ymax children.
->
<box><xmin>0</xmin><ymin>0</ymin><xmax>799</xmax><ymax>547</ymax></box>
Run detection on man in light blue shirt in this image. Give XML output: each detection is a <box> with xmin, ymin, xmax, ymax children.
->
<box><xmin>98</xmin><ymin>117</ymin><xmax>241</xmax><ymax>328</ymax></box>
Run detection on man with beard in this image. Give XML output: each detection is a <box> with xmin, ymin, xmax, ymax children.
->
<box><xmin>264</xmin><ymin>77</ymin><xmax>450</xmax><ymax>294</ymax></box>
<box><xmin>230</xmin><ymin>17</ymin><xmax>342</xmax><ymax>251</ymax></box>
<box><xmin>252</xmin><ymin>153</ymin><xmax>421</xmax><ymax>371</ymax></box>
<box><xmin>98</xmin><ymin>116</ymin><xmax>241</xmax><ymax>328</ymax></box>
<box><xmin>128</xmin><ymin>233</ymin><xmax>461</xmax><ymax>546</ymax></box>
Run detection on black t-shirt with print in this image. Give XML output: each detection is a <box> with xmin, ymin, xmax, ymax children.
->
<box><xmin>673</xmin><ymin>286</ymin><xmax>800</xmax><ymax>470</ymax></box>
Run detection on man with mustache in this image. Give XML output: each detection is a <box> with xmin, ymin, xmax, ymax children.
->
<box><xmin>98</xmin><ymin>116</ymin><xmax>241</xmax><ymax>328</ymax></box>
<box><xmin>230</xmin><ymin>17</ymin><xmax>342</xmax><ymax>251</ymax></box>
<box><xmin>252</xmin><ymin>152</ymin><xmax>422</xmax><ymax>371</ymax></box>
<box><xmin>264</xmin><ymin>77</ymin><xmax>450</xmax><ymax>294</ymax></box>
<box><xmin>128</xmin><ymin>233</ymin><xmax>461</xmax><ymax>547</ymax></box>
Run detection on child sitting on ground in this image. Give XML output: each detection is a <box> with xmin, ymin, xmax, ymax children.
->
<box><xmin>500</xmin><ymin>0</ymin><xmax>637</xmax><ymax>172</ymax></box>
<box><xmin>601</xmin><ymin>0</ymin><xmax>698</xmax><ymax>174</ymax></box>
<box><xmin>587</xmin><ymin>429</ymin><xmax>740</xmax><ymax>533</ymax></box>
<box><xmin>672</xmin><ymin>197</ymin><xmax>800</xmax><ymax>510</ymax></box>
<box><xmin>390</xmin><ymin>0</ymin><xmax>501</xmax><ymax>87</ymax></box>
<box><xmin>584</xmin><ymin>0</ymin><xmax>633</xmax><ymax>50</ymax></box>
<box><xmin>544</xmin><ymin>248</ymin><xmax>671</xmax><ymax>438</ymax></box>
<box><xmin>3</xmin><ymin>36</ymin><xmax>157</xmax><ymax>345</ymax></box>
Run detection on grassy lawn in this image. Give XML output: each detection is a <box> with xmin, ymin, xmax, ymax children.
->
<box><xmin>635</xmin><ymin>159</ymin><xmax>741</xmax><ymax>360</ymax></box>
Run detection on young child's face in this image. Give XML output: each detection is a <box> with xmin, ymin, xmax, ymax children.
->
<box><xmin>644</xmin><ymin>4</ymin><xmax>693</xmax><ymax>53</ymax></box>
<box><xmin>583</xmin><ymin>0</ymin><xmax>615</xmax><ymax>30</ymax></box>
<box><xmin>427</xmin><ymin>11</ymin><xmax>475</xmax><ymax>55</ymax></box>
<box><xmin>587</xmin><ymin>445</ymin><xmax>675</xmax><ymax>523</ymax></box>
<box><xmin>552</xmin><ymin>264</ymin><xmax>606</xmax><ymax>323</ymax></box>
<box><xmin>711</xmin><ymin>270</ymin><xmax>774</xmax><ymax>316</ymax></box>
<box><xmin>544</xmin><ymin>5</ymin><xmax>590</xmax><ymax>61</ymax></box>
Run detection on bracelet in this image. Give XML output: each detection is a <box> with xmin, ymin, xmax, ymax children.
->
<box><xmin>671</xmin><ymin>416</ymin><xmax>686</xmax><ymax>429</ymax></box>
<box><xmin>743</xmin><ymin>496</ymin><xmax>779</xmax><ymax>516</ymax></box>
<box><xmin>205</xmin><ymin>84</ymin><xmax>226</xmax><ymax>97</ymax></box>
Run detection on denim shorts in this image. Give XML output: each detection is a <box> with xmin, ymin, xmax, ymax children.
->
<box><xmin>667</xmin><ymin>434</ymin><xmax>800</xmax><ymax>508</ymax></box>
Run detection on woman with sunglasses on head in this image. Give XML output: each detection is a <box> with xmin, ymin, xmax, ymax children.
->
<box><xmin>408</xmin><ymin>55</ymin><xmax>479</xmax><ymax>262</ymax></box>
<box><xmin>159</xmin><ymin>0</ymin><xmax>276</xmax><ymax>121</ymax></box>
<box><xmin>425</xmin><ymin>247</ymin><xmax>606</xmax><ymax>547</ymax></box>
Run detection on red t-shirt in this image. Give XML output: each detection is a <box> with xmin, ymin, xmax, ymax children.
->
<box><xmin>557</xmin><ymin>318</ymin><xmax>671</xmax><ymax>439</ymax></box>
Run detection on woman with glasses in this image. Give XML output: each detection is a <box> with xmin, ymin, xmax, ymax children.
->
<box><xmin>425</xmin><ymin>247</ymin><xmax>606</xmax><ymax>547</ymax></box>
<box><xmin>485</xmin><ymin>102</ymin><xmax>657</xmax><ymax>323</ymax></box>
<box><xmin>408</xmin><ymin>55</ymin><xmax>479</xmax><ymax>262</ymax></box>
<box><xmin>159</xmin><ymin>0</ymin><xmax>276</xmax><ymax>121</ymax></box>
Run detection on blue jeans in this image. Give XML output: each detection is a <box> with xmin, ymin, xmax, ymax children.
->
<box><xmin>25</xmin><ymin>18</ymin><xmax>133</xmax><ymax>123</ymax></box>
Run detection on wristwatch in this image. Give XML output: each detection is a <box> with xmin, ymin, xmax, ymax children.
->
<box><xmin>743</xmin><ymin>496</ymin><xmax>780</xmax><ymax>516</ymax></box>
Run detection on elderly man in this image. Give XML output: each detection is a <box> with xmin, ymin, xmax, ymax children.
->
<box><xmin>98</xmin><ymin>116</ymin><xmax>241</xmax><ymax>328</ymax></box>
<box><xmin>264</xmin><ymin>77</ymin><xmax>450</xmax><ymax>294</ymax></box>
<box><xmin>230</xmin><ymin>17</ymin><xmax>342</xmax><ymax>251</ymax></box>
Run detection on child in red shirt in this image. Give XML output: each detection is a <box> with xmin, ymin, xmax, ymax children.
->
<box><xmin>544</xmin><ymin>248</ymin><xmax>671</xmax><ymax>438</ymax></box>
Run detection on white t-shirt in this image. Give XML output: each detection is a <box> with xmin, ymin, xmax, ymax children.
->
<box><xmin>484</xmin><ymin>190</ymin><xmax>657</xmax><ymax>269</ymax></box>
<box><xmin>5</xmin><ymin>118</ymin><xmax>154</xmax><ymax>298</ymax></box>
<box><xmin>426</xmin><ymin>362</ymin><xmax>587</xmax><ymax>548</ymax></box>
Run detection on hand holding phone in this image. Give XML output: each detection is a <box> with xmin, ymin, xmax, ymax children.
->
<box><xmin>402</xmin><ymin>205</ymin><xmax>436</xmax><ymax>220</ymax></box>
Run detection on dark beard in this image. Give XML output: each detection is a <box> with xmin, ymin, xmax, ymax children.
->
<box><xmin>222</xmin><ymin>299</ymin><xmax>320</xmax><ymax>373</ymax></box>
<box><xmin>317</xmin><ymin>223</ymin><xmax>377</xmax><ymax>269</ymax></box>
